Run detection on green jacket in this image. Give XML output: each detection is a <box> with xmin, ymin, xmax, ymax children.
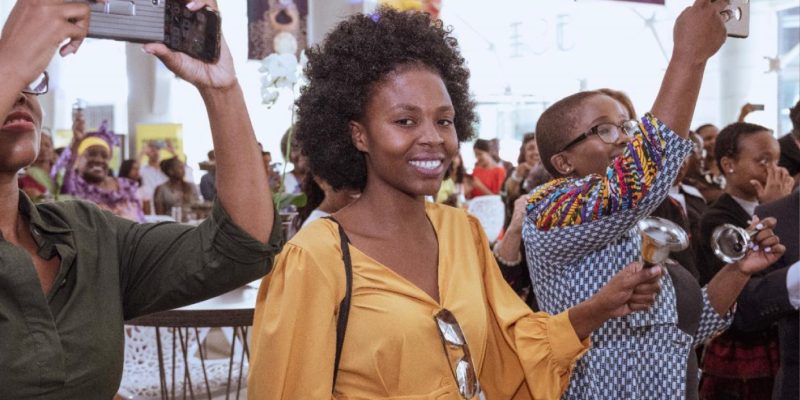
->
<box><xmin>0</xmin><ymin>192</ymin><xmax>282</xmax><ymax>399</ymax></box>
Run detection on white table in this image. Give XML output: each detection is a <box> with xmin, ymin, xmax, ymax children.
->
<box><xmin>126</xmin><ymin>285</ymin><xmax>261</xmax><ymax>400</ymax></box>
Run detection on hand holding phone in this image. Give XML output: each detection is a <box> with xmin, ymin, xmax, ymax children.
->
<box><xmin>0</xmin><ymin>0</ymin><xmax>93</xmax><ymax>80</ymax></box>
<box><xmin>723</xmin><ymin>0</ymin><xmax>750</xmax><ymax>38</ymax></box>
<box><xmin>141</xmin><ymin>1</ymin><xmax>235</xmax><ymax>90</ymax></box>
<box><xmin>672</xmin><ymin>0</ymin><xmax>728</xmax><ymax>66</ymax></box>
<box><xmin>75</xmin><ymin>0</ymin><xmax>220</xmax><ymax>63</ymax></box>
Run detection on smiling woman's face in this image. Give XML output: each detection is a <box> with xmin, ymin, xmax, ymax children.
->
<box><xmin>0</xmin><ymin>93</ymin><xmax>43</xmax><ymax>174</ymax></box>
<box><xmin>79</xmin><ymin>145</ymin><xmax>112</xmax><ymax>184</ymax></box>
<box><xmin>352</xmin><ymin>65</ymin><xmax>459</xmax><ymax>198</ymax></box>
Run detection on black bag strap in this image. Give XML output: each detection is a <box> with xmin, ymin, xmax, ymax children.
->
<box><xmin>323</xmin><ymin>216</ymin><xmax>352</xmax><ymax>391</ymax></box>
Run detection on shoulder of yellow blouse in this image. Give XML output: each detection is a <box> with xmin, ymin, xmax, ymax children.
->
<box><xmin>283</xmin><ymin>217</ymin><xmax>341</xmax><ymax>255</ymax></box>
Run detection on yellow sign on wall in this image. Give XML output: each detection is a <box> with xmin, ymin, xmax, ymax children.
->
<box><xmin>135</xmin><ymin>123</ymin><xmax>184</xmax><ymax>161</ymax></box>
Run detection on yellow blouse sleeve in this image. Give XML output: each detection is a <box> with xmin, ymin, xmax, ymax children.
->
<box><xmin>467</xmin><ymin>215</ymin><xmax>590</xmax><ymax>399</ymax></box>
<box><xmin>248</xmin><ymin>240</ymin><xmax>341</xmax><ymax>400</ymax></box>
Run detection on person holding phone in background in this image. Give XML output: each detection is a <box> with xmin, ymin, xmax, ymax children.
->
<box><xmin>0</xmin><ymin>1</ymin><xmax>281</xmax><ymax>398</ymax></box>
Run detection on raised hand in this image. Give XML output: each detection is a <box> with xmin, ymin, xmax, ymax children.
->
<box><xmin>141</xmin><ymin>0</ymin><xmax>236</xmax><ymax>90</ymax></box>
<box><xmin>735</xmin><ymin>216</ymin><xmax>785</xmax><ymax>275</ymax></box>
<box><xmin>751</xmin><ymin>166</ymin><xmax>794</xmax><ymax>204</ymax></box>
<box><xmin>673</xmin><ymin>0</ymin><xmax>729</xmax><ymax>65</ymax></box>
<box><xmin>69</xmin><ymin>113</ymin><xmax>87</xmax><ymax>154</ymax></box>
<box><xmin>651</xmin><ymin>0</ymin><xmax>730</xmax><ymax>137</ymax></box>
<box><xmin>737</xmin><ymin>103</ymin><xmax>757</xmax><ymax>122</ymax></box>
<box><xmin>0</xmin><ymin>0</ymin><xmax>97</xmax><ymax>86</ymax></box>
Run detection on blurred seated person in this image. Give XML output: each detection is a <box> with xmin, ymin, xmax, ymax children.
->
<box><xmin>489</xmin><ymin>137</ymin><xmax>514</xmax><ymax>174</ymax></box>
<box><xmin>436</xmin><ymin>152</ymin><xmax>465</xmax><ymax>206</ymax></box>
<box><xmin>279</xmin><ymin>127</ymin><xmax>308</xmax><ymax>194</ymax></box>
<box><xmin>262</xmin><ymin>150</ymin><xmax>281</xmax><ymax>192</ymax></box>
<box><xmin>118</xmin><ymin>158</ymin><xmax>146</xmax><ymax>213</ymax></box>
<box><xmin>504</xmin><ymin>132</ymin><xmax>540</xmax><ymax>202</ymax></box>
<box><xmin>295</xmin><ymin>173</ymin><xmax>360</xmax><ymax>229</ymax></box>
<box><xmin>695</xmin><ymin>123</ymin><xmax>725</xmax><ymax>200</ymax></box>
<box><xmin>59</xmin><ymin>119</ymin><xmax>145</xmax><ymax>223</ymax></box>
<box><xmin>139</xmin><ymin>139</ymin><xmax>195</xmax><ymax>207</ymax></box>
<box><xmin>154</xmin><ymin>157</ymin><xmax>201</xmax><ymax>216</ymax></box>
<box><xmin>465</xmin><ymin>138</ymin><xmax>506</xmax><ymax>199</ymax></box>
<box><xmin>681</xmin><ymin>131</ymin><xmax>723</xmax><ymax>203</ymax></box>
<box><xmin>199</xmin><ymin>150</ymin><xmax>216</xmax><ymax>201</ymax></box>
<box><xmin>18</xmin><ymin>127</ymin><xmax>56</xmax><ymax>201</ymax></box>
<box><xmin>118</xmin><ymin>158</ymin><xmax>142</xmax><ymax>187</ymax></box>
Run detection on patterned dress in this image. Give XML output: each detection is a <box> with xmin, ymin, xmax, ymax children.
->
<box><xmin>523</xmin><ymin>114</ymin><xmax>732</xmax><ymax>399</ymax></box>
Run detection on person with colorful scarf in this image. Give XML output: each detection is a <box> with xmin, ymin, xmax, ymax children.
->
<box><xmin>523</xmin><ymin>1</ymin><xmax>786</xmax><ymax>399</ymax></box>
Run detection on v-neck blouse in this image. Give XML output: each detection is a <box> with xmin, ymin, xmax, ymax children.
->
<box><xmin>249</xmin><ymin>202</ymin><xmax>589</xmax><ymax>399</ymax></box>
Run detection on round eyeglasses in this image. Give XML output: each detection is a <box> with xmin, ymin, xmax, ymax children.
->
<box><xmin>559</xmin><ymin>119</ymin><xmax>640</xmax><ymax>153</ymax></box>
<box><xmin>22</xmin><ymin>72</ymin><xmax>49</xmax><ymax>96</ymax></box>
<box><xmin>434</xmin><ymin>309</ymin><xmax>484</xmax><ymax>399</ymax></box>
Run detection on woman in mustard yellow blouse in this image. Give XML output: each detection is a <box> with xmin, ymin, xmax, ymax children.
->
<box><xmin>249</xmin><ymin>8</ymin><xmax>663</xmax><ymax>399</ymax></box>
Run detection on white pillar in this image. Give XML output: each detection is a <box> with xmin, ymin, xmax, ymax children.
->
<box><xmin>308</xmin><ymin>0</ymin><xmax>366</xmax><ymax>45</ymax></box>
<box><xmin>125</xmin><ymin>43</ymin><xmax>173</xmax><ymax>152</ymax></box>
<box><xmin>717</xmin><ymin>3</ymin><xmax>781</xmax><ymax>131</ymax></box>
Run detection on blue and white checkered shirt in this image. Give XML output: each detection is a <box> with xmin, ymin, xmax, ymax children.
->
<box><xmin>523</xmin><ymin>115</ymin><xmax>731</xmax><ymax>399</ymax></box>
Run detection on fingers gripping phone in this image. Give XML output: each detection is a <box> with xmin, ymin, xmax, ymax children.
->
<box><xmin>724</xmin><ymin>0</ymin><xmax>750</xmax><ymax>39</ymax></box>
<box><xmin>71</xmin><ymin>0</ymin><xmax>221</xmax><ymax>63</ymax></box>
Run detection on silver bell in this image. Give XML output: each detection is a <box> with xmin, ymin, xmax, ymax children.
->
<box><xmin>637</xmin><ymin>217</ymin><xmax>689</xmax><ymax>267</ymax></box>
<box><xmin>711</xmin><ymin>224</ymin><xmax>756</xmax><ymax>264</ymax></box>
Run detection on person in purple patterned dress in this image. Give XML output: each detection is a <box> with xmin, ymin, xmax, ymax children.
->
<box><xmin>55</xmin><ymin>118</ymin><xmax>144</xmax><ymax>222</ymax></box>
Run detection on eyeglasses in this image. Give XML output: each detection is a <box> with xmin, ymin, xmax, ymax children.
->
<box><xmin>559</xmin><ymin>119</ymin><xmax>639</xmax><ymax>153</ymax></box>
<box><xmin>434</xmin><ymin>309</ymin><xmax>483</xmax><ymax>399</ymax></box>
<box><xmin>22</xmin><ymin>72</ymin><xmax>49</xmax><ymax>96</ymax></box>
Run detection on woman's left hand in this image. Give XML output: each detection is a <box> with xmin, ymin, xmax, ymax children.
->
<box><xmin>736</xmin><ymin>216</ymin><xmax>785</xmax><ymax>275</ymax></box>
<box><xmin>142</xmin><ymin>0</ymin><xmax>236</xmax><ymax>90</ymax></box>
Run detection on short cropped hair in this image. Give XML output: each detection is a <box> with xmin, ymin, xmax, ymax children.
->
<box><xmin>535</xmin><ymin>90</ymin><xmax>604</xmax><ymax>176</ymax></box>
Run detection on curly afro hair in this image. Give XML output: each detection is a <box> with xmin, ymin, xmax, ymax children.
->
<box><xmin>294</xmin><ymin>7</ymin><xmax>476</xmax><ymax>191</ymax></box>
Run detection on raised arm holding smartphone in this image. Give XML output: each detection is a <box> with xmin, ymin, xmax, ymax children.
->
<box><xmin>68</xmin><ymin>0</ymin><xmax>221</xmax><ymax>62</ymax></box>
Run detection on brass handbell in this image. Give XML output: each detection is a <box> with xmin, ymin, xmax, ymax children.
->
<box><xmin>637</xmin><ymin>217</ymin><xmax>690</xmax><ymax>267</ymax></box>
<box><xmin>711</xmin><ymin>224</ymin><xmax>757</xmax><ymax>264</ymax></box>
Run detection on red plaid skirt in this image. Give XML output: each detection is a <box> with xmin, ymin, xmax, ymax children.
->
<box><xmin>700</xmin><ymin>330</ymin><xmax>780</xmax><ymax>400</ymax></box>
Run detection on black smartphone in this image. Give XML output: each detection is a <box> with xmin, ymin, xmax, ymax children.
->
<box><xmin>73</xmin><ymin>0</ymin><xmax>221</xmax><ymax>63</ymax></box>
